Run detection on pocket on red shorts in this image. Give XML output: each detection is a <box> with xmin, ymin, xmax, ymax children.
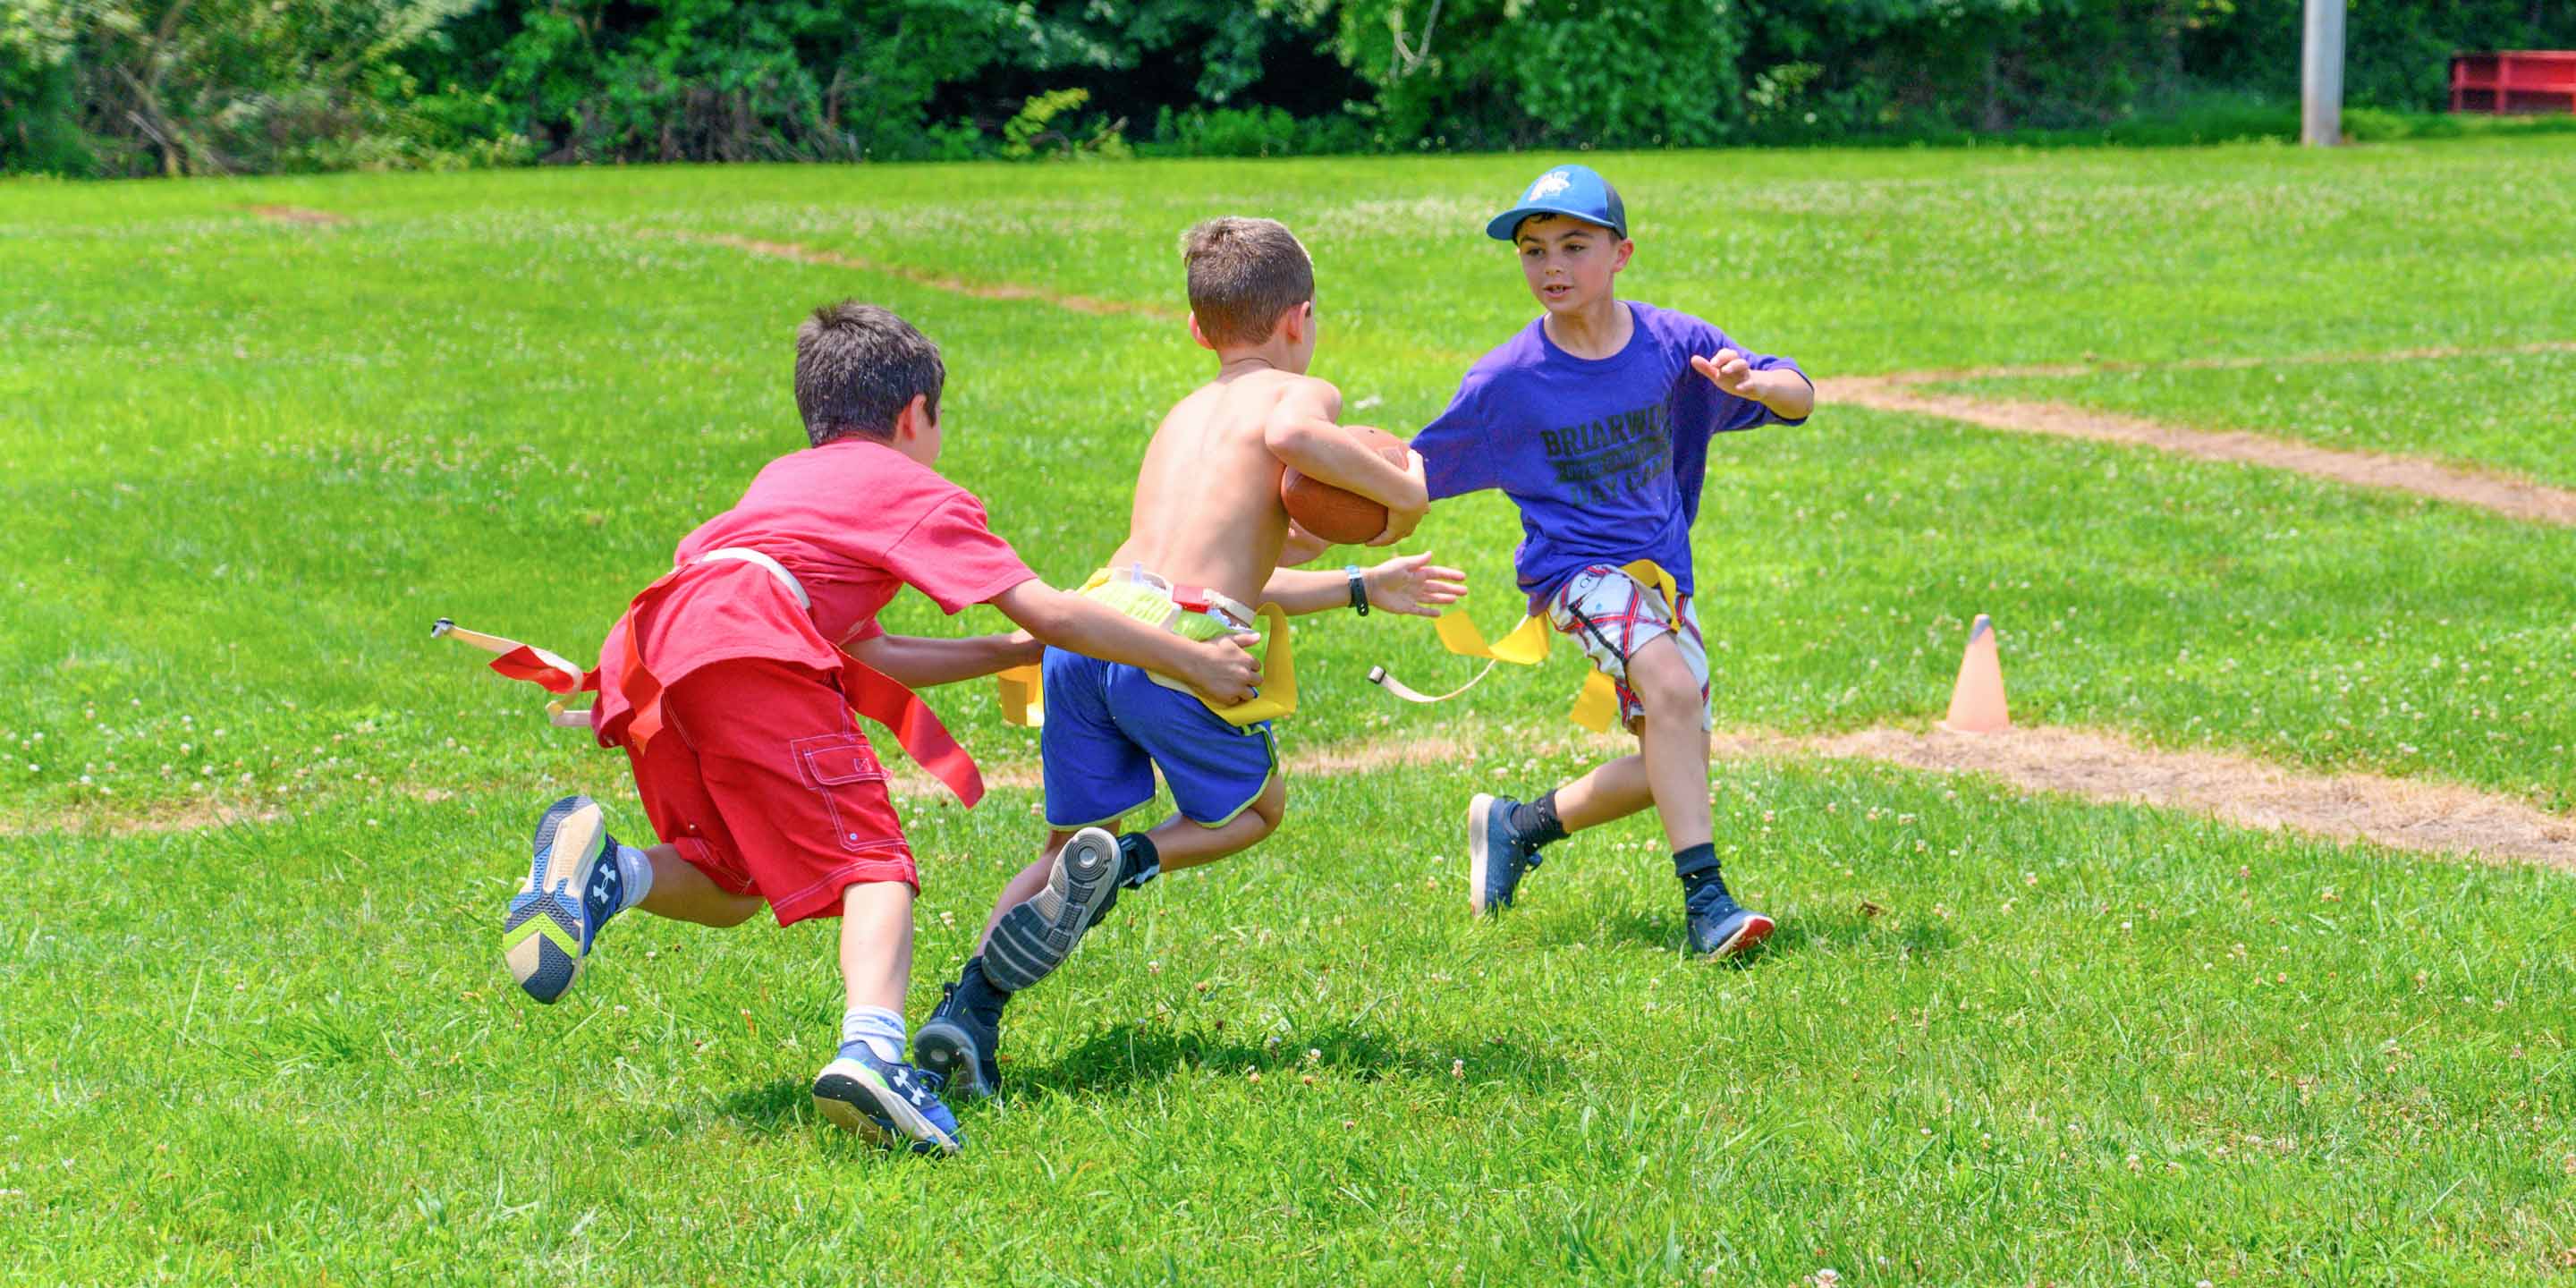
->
<box><xmin>790</xmin><ymin>732</ymin><xmax>902</xmax><ymax>853</ymax></box>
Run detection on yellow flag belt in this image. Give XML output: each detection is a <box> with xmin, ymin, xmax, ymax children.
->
<box><xmin>1368</xmin><ymin>558</ymin><xmax>1679</xmax><ymax>733</ymax></box>
<box><xmin>994</xmin><ymin>567</ymin><xmax>1296</xmax><ymax>730</ymax></box>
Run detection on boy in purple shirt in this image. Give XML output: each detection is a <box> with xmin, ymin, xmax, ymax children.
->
<box><xmin>1410</xmin><ymin>164</ymin><xmax>1817</xmax><ymax>959</ymax></box>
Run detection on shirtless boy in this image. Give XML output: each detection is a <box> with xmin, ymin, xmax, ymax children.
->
<box><xmin>911</xmin><ymin>216</ymin><xmax>1464</xmax><ymax>1097</ymax></box>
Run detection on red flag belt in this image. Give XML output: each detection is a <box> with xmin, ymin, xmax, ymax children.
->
<box><xmin>433</xmin><ymin>564</ymin><xmax>987</xmax><ymax>809</ymax></box>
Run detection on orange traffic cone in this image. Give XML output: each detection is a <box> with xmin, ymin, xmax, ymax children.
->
<box><xmin>1942</xmin><ymin>614</ymin><xmax>2011</xmax><ymax>733</ymax></box>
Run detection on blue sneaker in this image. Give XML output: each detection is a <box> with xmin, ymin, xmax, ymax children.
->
<box><xmin>1468</xmin><ymin>792</ymin><xmax>1546</xmax><ymax>915</ymax></box>
<box><xmin>1684</xmin><ymin>886</ymin><xmax>1775</xmax><ymax>960</ymax></box>
<box><xmin>502</xmin><ymin>794</ymin><xmax>630</xmax><ymax>1004</ymax></box>
<box><xmin>811</xmin><ymin>1044</ymin><xmax>963</xmax><ymax>1156</ymax></box>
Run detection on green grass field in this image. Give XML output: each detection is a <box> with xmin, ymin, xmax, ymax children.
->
<box><xmin>4</xmin><ymin>138</ymin><xmax>2574</xmax><ymax>1283</ymax></box>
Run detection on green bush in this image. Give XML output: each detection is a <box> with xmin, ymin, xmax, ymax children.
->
<box><xmin>8</xmin><ymin>0</ymin><xmax>2574</xmax><ymax>176</ymax></box>
<box><xmin>2</xmin><ymin>0</ymin><xmax>502</xmax><ymax>177</ymax></box>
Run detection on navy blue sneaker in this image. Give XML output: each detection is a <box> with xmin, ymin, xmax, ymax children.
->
<box><xmin>1684</xmin><ymin>886</ymin><xmax>1775</xmax><ymax>960</ymax></box>
<box><xmin>502</xmin><ymin>794</ymin><xmax>630</xmax><ymax>1004</ymax></box>
<box><xmin>1468</xmin><ymin>792</ymin><xmax>1546</xmax><ymax>915</ymax></box>
<box><xmin>912</xmin><ymin>977</ymin><xmax>1004</xmax><ymax>1100</ymax></box>
<box><xmin>811</xmin><ymin>1044</ymin><xmax>962</xmax><ymax>1156</ymax></box>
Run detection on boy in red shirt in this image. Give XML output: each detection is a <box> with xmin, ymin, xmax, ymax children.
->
<box><xmin>498</xmin><ymin>301</ymin><xmax>1261</xmax><ymax>1156</ymax></box>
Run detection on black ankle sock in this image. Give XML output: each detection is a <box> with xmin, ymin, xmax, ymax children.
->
<box><xmin>1673</xmin><ymin>843</ymin><xmax>1725</xmax><ymax>899</ymax></box>
<box><xmin>1115</xmin><ymin>832</ymin><xmax>1163</xmax><ymax>888</ymax></box>
<box><xmin>954</xmin><ymin>954</ymin><xmax>1012</xmax><ymax>1021</ymax></box>
<box><xmin>1508</xmin><ymin>791</ymin><xmax>1569</xmax><ymax>847</ymax></box>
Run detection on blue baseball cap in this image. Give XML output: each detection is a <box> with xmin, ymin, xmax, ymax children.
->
<box><xmin>1485</xmin><ymin>164</ymin><xmax>1628</xmax><ymax>242</ymax></box>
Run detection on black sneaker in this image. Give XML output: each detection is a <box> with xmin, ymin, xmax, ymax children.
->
<box><xmin>912</xmin><ymin>974</ymin><xmax>1004</xmax><ymax>1100</ymax></box>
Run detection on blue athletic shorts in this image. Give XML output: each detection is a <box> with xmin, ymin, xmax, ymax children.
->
<box><xmin>1038</xmin><ymin>645</ymin><xmax>1277</xmax><ymax>829</ymax></box>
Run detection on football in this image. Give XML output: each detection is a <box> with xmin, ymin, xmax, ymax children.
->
<box><xmin>1280</xmin><ymin>426</ymin><xmax>1412</xmax><ymax>545</ymax></box>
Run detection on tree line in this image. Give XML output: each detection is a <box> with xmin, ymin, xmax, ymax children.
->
<box><xmin>5</xmin><ymin>0</ymin><xmax>2571</xmax><ymax>177</ymax></box>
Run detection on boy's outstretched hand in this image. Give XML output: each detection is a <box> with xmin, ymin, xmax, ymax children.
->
<box><xmin>1365</xmin><ymin>552</ymin><xmax>1469</xmax><ymax>618</ymax></box>
<box><xmin>1182</xmin><ymin>632</ymin><xmax>1266</xmax><ymax>706</ymax></box>
<box><xmin>1692</xmin><ymin>348</ymin><xmax>1817</xmax><ymax>420</ymax></box>
<box><xmin>1690</xmin><ymin>349</ymin><xmax>1758</xmax><ymax>396</ymax></box>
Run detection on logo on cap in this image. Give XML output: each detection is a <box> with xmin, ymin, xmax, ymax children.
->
<box><xmin>1527</xmin><ymin>169</ymin><xmax>1574</xmax><ymax>201</ymax></box>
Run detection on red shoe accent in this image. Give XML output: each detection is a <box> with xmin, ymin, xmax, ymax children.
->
<box><xmin>1715</xmin><ymin>914</ymin><xmax>1775</xmax><ymax>959</ymax></box>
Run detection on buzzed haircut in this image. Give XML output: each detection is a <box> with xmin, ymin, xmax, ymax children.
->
<box><xmin>1181</xmin><ymin>216</ymin><xmax>1314</xmax><ymax>349</ymax></box>
<box><xmin>793</xmin><ymin>301</ymin><xmax>945</xmax><ymax>447</ymax></box>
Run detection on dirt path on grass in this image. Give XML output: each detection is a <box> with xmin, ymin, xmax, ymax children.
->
<box><xmin>1855</xmin><ymin>339</ymin><xmax>2576</xmax><ymax>386</ymax></box>
<box><xmin>248</xmin><ymin>205</ymin><xmax>347</xmax><ymax>225</ymax></box>
<box><xmin>1793</xmin><ymin>725</ymin><xmax>2576</xmax><ymax>872</ymax></box>
<box><xmin>20</xmin><ymin>725</ymin><xmax>2570</xmax><ymax>872</ymax></box>
<box><xmin>1823</xmin><ymin>376</ymin><xmax>2576</xmax><ymax>526</ymax></box>
<box><xmin>674</xmin><ymin>225</ymin><xmax>2575</xmax><ymax>523</ymax></box>
<box><xmin>668</xmin><ymin>232</ymin><xmax>1182</xmax><ymax>321</ymax></box>
<box><xmin>906</xmin><ymin>723</ymin><xmax>2576</xmax><ymax>874</ymax></box>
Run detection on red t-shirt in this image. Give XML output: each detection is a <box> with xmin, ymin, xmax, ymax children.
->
<box><xmin>592</xmin><ymin>438</ymin><xmax>1037</xmax><ymax>742</ymax></box>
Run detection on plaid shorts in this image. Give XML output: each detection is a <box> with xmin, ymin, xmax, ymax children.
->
<box><xmin>1544</xmin><ymin>564</ymin><xmax>1712</xmax><ymax>733</ymax></box>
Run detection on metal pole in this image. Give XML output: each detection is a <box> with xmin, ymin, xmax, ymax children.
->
<box><xmin>2302</xmin><ymin>0</ymin><xmax>2346</xmax><ymax>146</ymax></box>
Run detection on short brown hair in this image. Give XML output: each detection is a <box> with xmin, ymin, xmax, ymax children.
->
<box><xmin>793</xmin><ymin>301</ymin><xmax>945</xmax><ymax>447</ymax></box>
<box><xmin>1181</xmin><ymin>217</ymin><xmax>1313</xmax><ymax>348</ymax></box>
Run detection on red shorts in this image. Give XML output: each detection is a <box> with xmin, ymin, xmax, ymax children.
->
<box><xmin>624</xmin><ymin>657</ymin><xmax>916</xmax><ymax>927</ymax></box>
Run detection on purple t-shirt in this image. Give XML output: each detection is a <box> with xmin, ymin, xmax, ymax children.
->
<box><xmin>1413</xmin><ymin>301</ymin><xmax>1808</xmax><ymax>609</ymax></box>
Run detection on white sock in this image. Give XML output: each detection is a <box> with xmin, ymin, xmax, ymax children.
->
<box><xmin>840</xmin><ymin>1004</ymin><xmax>905</xmax><ymax>1063</ymax></box>
<box><xmin>613</xmin><ymin>843</ymin><xmax>654</xmax><ymax>913</ymax></box>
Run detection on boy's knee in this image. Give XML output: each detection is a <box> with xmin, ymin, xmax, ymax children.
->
<box><xmin>1239</xmin><ymin>810</ymin><xmax>1281</xmax><ymax>844</ymax></box>
<box><xmin>1628</xmin><ymin>643</ymin><xmax>1701</xmax><ymax>715</ymax></box>
<box><xmin>1241</xmin><ymin>772</ymin><xmax>1287</xmax><ymax>837</ymax></box>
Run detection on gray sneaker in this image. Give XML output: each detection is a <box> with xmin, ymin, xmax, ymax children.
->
<box><xmin>981</xmin><ymin>827</ymin><xmax>1122</xmax><ymax>993</ymax></box>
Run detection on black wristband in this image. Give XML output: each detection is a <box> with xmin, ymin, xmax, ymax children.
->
<box><xmin>1345</xmin><ymin>564</ymin><xmax>1368</xmax><ymax>615</ymax></box>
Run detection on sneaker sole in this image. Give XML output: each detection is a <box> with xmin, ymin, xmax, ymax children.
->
<box><xmin>1467</xmin><ymin>793</ymin><xmax>1496</xmax><ymax>917</ymax></box>
<box><xmin>1702</xmin><ymin>913</ymin><xmax>1776</xmax><ymax>961</ymax></box>
<box><xmin>982</xmin><ymin>826</ymin><xmax>1120</xmax><ymax>993</ymax></box>
<box><xmin>503</xmin><ymin>795</ymin><xmax>605</xmax><ymax>1004</ymax></box>
<box><xmin>811</xmin><ymin>1058</ymin><xmax>960</xmax><ymax>1156</ymax></box>
<box><xmin>912</xmin><ymin>1019</ymin><xmax>996</xmax><ymax>1100</ymax></box>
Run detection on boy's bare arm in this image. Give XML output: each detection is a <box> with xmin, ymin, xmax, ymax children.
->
<box><xmin>1277</xmin><ymin>521</ymin><xmax>1333</xmax><ymax>568</ymax></box>
<box><xmin>987</xmin><ymin>580</ymin><xmax>1261</xmax><ymax>704</ymax></box>
<box><xmin>1262</xmin><ymin>379</ymin><xmax>1430</xmax><ymax>517</ymax></box>
<box><xmin>842</xmin><ymin>631</ymin><xmax>1043</xmax><ymax>688</ymax></box>
<box><xmin>1691</xmin><ymin>350</ymin><xmax>1817</xmax><ymax>420</ymax></box>
<box><xmin>1259</xmin><ymin>552</ymin><xmax>1468</xmax><ymax>618</ymax></box>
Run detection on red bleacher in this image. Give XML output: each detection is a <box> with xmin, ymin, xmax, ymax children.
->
<box><xmin>2451</xmin><ymin>50</ymin><xmax>2576</xmax><ymax>114</ymax></box>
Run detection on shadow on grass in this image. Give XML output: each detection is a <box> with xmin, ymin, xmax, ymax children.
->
<box><xmin>694</xmin><ymin>1079</ymin><xmax>937</xmax><ymax>1158</ymax></box>
<box><xmin>1563</xmin><ymin>907</ymin><xmax>1952</xmax><ymax>962</ymax></box>
<box><xmin>686</xmin><ymin>1020</ymin><xmax>1563</xmax><ymax>1137</ymax></box>
<box><xmin>1007</xmin><ymin>1019</ymin><xmax>1567</xmax><ymax>1100</ymax></box>
<box><xmin>707</xmin><ymin>1077</ymin><xmax>822</xmax><ymax>1138</ymax></box>
<box><xmin>1765</xmin><ymin>911</ymin><xmax>1954</xmax><ymax>958</ymax></box>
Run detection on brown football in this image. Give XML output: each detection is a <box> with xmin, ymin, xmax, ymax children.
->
<box><xmin>1280</xmin><ymin>426</ymin><xmax>1411</xmax><ymax>546</ymax></box>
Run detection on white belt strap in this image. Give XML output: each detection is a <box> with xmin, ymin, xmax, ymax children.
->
<box><xmin>696</xmin><ymin>547</ymin><xmax>810</xmax><ymax>611</ymax></box>
<box><xmin>1201</xmin><ymin>589</ymin><xmax>1257</xmax><ymax>631</ymax></box>
<box><xmin>1107</xmin><ymin>562</ymin><xmax>1256</xmax><ymax>631</ymax></box>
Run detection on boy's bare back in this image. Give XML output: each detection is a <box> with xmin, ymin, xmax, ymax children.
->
<box><xmin>1106</xmin><ymin>367</ymin><xmax>1335</xmax><ymax>608</ymax></box>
